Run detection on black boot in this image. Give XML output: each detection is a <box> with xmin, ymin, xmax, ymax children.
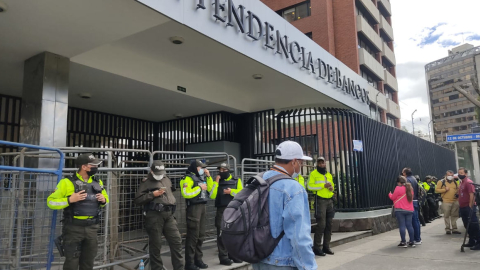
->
<box><xmin>313</xmin><ymin>247</ymin><xmax>326</xmax><ymax>256</ymax></box>
<box><xmin>195</xmin><ymin>261</ymin><xmax>208</xmax><ymax>269</ymax></box>
<box><xmin>323</xmin><ymin>247</ymin><xmax>334</xmax><ymax>255</ymax></box>
<box><xmin>219</xmin><ymin>259</ymin><xmax>233</xmax><ymax>266</ymax></box>
<box><xmin>185</xmin><ymin>265</ymin><xmax>200</xmax><ymax>270</ymax></box>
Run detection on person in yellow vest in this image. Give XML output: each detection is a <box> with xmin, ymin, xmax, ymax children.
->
<box><xmin>208</xmin><ymin>163</ymin><xmax>243</xmax><ymax>266</ymax></box>
<box><xmin>295</xmin><ymin>174</ymin><xmax>305</xmax><ymax>188</ymax></box>
<box><xmin>307</xmin><ymin>157</ymin><xmax>335</xmax><ymax>257</ymax></box>
<box><xmin>47</xmin><ymin>154</ymin><xmax>108</xmax><ymax>270</ymax></box>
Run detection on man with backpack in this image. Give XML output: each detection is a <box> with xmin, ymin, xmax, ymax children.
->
<box><xmin>402</xmin><ymin>168</ymin><xmax>422</xmax><ymax>245</ymax></box>
<box><xmin>435</xmin><ymin>170</ymin><xmax>461</xmax><ymax>235</ymax></box>
<box><xmin>220</xmin><ymin>141</ymin><xmax>317</xmax><ymax>270</ymax></box>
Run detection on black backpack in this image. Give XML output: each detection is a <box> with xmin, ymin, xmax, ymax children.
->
<box><xmin>220</xmin><ymin>172</ymin><xmax>292</xmax><ymax>263</ymax></box>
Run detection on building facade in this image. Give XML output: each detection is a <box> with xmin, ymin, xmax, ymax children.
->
<box><xmin>261</xmin><ymin>0</ymin><xmax>401</xmax><ymax>128</ymax></box>
<box><xmin>425</xmin><ymin>44</ymin><xmax>480</xmax><ymax>143</ymax></box>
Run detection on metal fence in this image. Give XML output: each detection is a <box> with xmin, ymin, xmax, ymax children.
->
<box><xmin>0</xmin><ymin>145</ymin><xmax>236</xmax><ymax>269</ymax></box>
<box><xmin>0</xmin><ymin>140</ymin><xmax>65</xmax><ymax>270</ymax></box>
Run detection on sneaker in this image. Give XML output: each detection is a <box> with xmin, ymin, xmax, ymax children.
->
<box><xmin>408</xmin><ymin>242</ymin><xmax>416</xmax><ymax>248</ymax></box>
<box><xmin>452</xmin><ymin>231</ymin><xmax>462</xmax><ymax>235</ymax></box>
<box><xmin>446</xmin><ymin>231</ymin><xmax>452</xmax><ymax>235</ymax></box>
<box><xmin>414</xmin><ymin>241</ymin><xmax>422</xmax><ymax>245</ymax></box>
<box><xmin>471</xmin><ymin>244</ymin><xmax>480</xmax><ymax>251</ymax></box>
<box><xmin>398</xmin><ymin>242</ymin><xmax>407</xmax><ymax>248</ymax></box>
<box><xmin>464</xmin><ymin>242</ymin><xmax>476</xmax><ymax>248</ymax></box>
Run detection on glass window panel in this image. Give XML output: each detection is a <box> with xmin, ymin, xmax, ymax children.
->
<box><xmin>296</xmin><ymin>3</ymin><xmax>309</xmax><ymax>20</ymax></box>
<box><xmin>283</xmin><ymin>8</ymin><xmax>295</xmax><ymax>23</ymax></box>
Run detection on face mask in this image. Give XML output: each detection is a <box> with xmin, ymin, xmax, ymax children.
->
<box><xmin>152</xmin><ymin>173</ymin><xmax>164</xmax><ymax>181</ymax></box>
<box><xmin>317</xmin><ymin>166</ymin><xmax>326</xmax><ymax>174</ymax></box>
<box><xmin>219</xmin><ymin>171</ymin><xmax>230</xmax><ymax>180</ymax></box>
<box><xmin>87</xmin><ymin>167</ymin><xmax>98</xmax><ymax>177</ymax></box>
<box><xmin>198</xmin><ymin>168</ymin><xmax>205</xmax><ymax>176</ymax></box>
<box><xmin>446</xmin><ymin>176</ymin><xmax>454</xmax><ymax>181</ymax></box>
<box><xmin>458</xmin><ymin>175</ymin><xmax>466</xmax><ymax>180</ymax></box>
<box><xmin>292</xmin><ymin>160</ymin><xmax>300</xmax><ymax>179</ymax></box>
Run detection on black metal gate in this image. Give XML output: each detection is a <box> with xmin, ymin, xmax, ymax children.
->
<box><xmin>0</xmin><ymin>94</ymin><xmax>21</xmax><ymax>154</ymax></box>
<box><xmin>272</xmin><ymin>108</ymin><xmax>457</xmax><ymax>211</ymax></box>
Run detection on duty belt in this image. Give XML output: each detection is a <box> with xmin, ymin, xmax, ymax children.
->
<box><xmin>149</xmin><ymin>203</ymin><xmax>176</xmax><ymax>213</ymax></box>
<box><xmin>65</xmin><ymin>217</ymin><xmax>99</xmax><ymax>226</ymax></box>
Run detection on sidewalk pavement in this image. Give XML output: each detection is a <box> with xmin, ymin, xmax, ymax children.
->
<box><xmin>318</xmin><ymin>218</ymin><xmax>480</xmax><ymax>270</ymax></box>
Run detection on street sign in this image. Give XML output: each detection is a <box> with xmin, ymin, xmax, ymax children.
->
<box><xmin>446</xmin><ymin>133</ymin><xmax>480</xmax><ymax>142</ymax></box>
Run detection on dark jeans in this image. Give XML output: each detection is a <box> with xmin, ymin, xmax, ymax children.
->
<box><xmin>395</xmin><ymin>211</ymin><xmax>414</xmax><ymax>243</ymax></box>
<box><xmin>460</xmin><ymin>206</ymin><xmax>480</xmax><ymax>244</ymax></box>
<box><xmin>412</xmin><ymin>201</ymin><xmax>421</xmax><ymax>242</ymax></box>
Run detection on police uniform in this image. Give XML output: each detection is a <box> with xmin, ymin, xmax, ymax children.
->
<box><xmin>134</xmin><ymin>161</ymin><xmax>183</xmax><ymax>270</ymax></box>
<box><xmin>180</xmin><ymin>160</ymin><xmax>212</xmax><ymax>270</ymax></box>
<box><xmin>307</xmin><ymin>157</ymin><xmax>335</xmax><ymax>255</ymax></box>
<box><xmin>425</xmin><ymin>177</ymin><xmax>439</xmax><ymax>219</ymax></box>
<box><xmin>47</xmin><ymin>154</ymin><xmax>108</xmax><ymax>270</ymax></box>
<box><xmin>208</xmin><ymin>163</ymin><xmax>243</xmax><ymax>265</ymax></box>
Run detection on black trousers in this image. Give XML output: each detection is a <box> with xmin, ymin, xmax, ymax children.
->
<box><xmin>185</xmin><ymin>204</ymin><xmax>206</xmax><ymax>266</ymax></box>
<box><xmin>62</xmin><ymin>223</ymin><xmax>98</xmax><ymax>270</ymax></box>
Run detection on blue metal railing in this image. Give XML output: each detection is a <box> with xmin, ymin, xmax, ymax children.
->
<box><xmin>0</xmin><ymin>140</ymin><xmax>65</xmax><ymax>270</ymax></box>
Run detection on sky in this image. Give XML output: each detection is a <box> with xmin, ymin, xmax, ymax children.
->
<box><xmin>391</xmin><ymin>0</ymin><xmax>480</xmax><ymax>136</ymax></box>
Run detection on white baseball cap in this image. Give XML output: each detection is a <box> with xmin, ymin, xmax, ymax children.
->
<box><xmin>275</xmin><ymin>141</ymin><xmax>312</xmax><ymax>161</ymax></box>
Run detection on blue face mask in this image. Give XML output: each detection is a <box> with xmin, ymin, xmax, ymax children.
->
<box><xmin>199</xmin><ymin>168</ymin><xmax>205</xmax><ymax>176</ymax></box>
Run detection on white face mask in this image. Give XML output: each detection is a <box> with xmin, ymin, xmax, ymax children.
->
<box><xmin>292</xmin><ymin>160</ymin><xmax>300</xmax><ymax>179</ymax></box>
<box><xmin>152</xmin><ymin>173</ymin><xmax>164</xmax><ymax>181</ymax></box>
<box><xmin>446</xmin><ymin>176</ymin><xmax>454</xmax><ymax>181</ymax></box>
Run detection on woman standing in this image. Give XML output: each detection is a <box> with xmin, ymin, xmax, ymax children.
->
<box><xmin>389</xmin><ymin>176</ymin><xmax>415</xmax><ymax>248</ymax></box>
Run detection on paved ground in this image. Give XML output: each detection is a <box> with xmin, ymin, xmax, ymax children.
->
<box><xmin>153</xmin><ymin>231</ymin><xmax>371</xmax><ymax>270</ymax></box>
<box><xmin>317</xmin><ymin>218</ymin><xmax>480</xmax><ymax>270</ymax></box>
<box><xmin>119</xmin><ymin>217</ymin><xmax>480</xmax><ymax>270</ymax></box>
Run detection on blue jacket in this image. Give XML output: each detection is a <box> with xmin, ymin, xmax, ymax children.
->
<box><xmin>406</xmin><ymin>175</ymin><xmax>419</xmax><ymax>200</ymax></box>
<box><xmin>259</xmin><ymin>166</ymin><xmax>317</xmax><ymax>270</ymax></box>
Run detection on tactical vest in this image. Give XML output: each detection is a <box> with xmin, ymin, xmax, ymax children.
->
<box><xmin>64</xmin><ymin>176</ymin><xmax>103</xmax><ymax>219</ymax></box>
<box><xmin>185</xmin><ymin>173</ymin><xmax>207</xmax><ymax>206</ymax></box>
<box><xmin>215</xmin><ymin>178</ymin><xmax>238</xmax><ymax>208</ymax></box>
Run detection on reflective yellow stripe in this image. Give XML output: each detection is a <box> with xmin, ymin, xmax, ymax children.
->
<box><xmin>210</xmin><ymin>183</ymin><xmax>218</xmax><ymax>199</ymax></box>
<box><xmin>183</xmin><ymin>187</ymin><xmax>201</xmax><ymax>197</ymax></box>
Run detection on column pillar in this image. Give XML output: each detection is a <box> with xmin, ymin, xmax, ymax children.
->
<box><xmin>20</xmin><ymin>52</ymin><xmax>69</xmax><ymax>149</ymax></box>
<box><xmin>472</xmin><ymin>141</ymin><xmax>480</xmax><ymax>184</ymax></box>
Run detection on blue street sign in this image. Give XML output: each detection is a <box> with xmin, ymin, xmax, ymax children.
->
<box><xmin>446</xmin><ymin>133</ymin><xmax>480</xmax><ymax>142</ymax></box>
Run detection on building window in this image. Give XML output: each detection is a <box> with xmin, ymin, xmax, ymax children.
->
<box><xmin>387</xmin><ymin>116</ymin><xmax>395</xmax><ymax>127</ymax></box>
<box><xmin>358</xmin><ymin>38</ymin><xmax>378</xmax><ymax>57</ymax></box>
<box><xmin>277</xmin><ymin>1</ymin><xmax>311</xmax><ymax>23</ymax></box>
<box><xmin>361</xmin><ymin>69</ymin><xmax>379</xmax><ymax>90</ymax></box>
<box><xmin>305</xmin><ymin>32</ymin><xmax>312</xmax><ymax>39</ymax></box>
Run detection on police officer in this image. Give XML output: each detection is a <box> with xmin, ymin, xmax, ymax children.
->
<box><xmin>207</xmin><ymin>163</ymin><xmax>243</xmax><ymax>266</ymax></box>
<box><xmin>295</xmin><ymin>174</ymin><xmax>306</xmax><ymax>188</ymax></box>
<box><xmin>307</xmin><ymin>157</ymin><xmax>335</xmax><ymax>256</ymax></box>
<box><xmin>417</xmin><ymin>175</ymin><xmax>431</xmax><ymax>224</ymax></box>
<box><xmin>134</xmin><ymin>161</ymin><xmax>183</xmax><ymax>270</ymax></box>
<box><xmin>181</xmin><ymin>160</ymin><xmax>211</xmax><ymax>270</ymax></box>
<box><xmin>47</xmin><ymin>153</ymin><xmax>108</xmax><ymax>270</ymax></box>
<box><xmin>425</xmin><ymin>176</ymin><xmax>439</xmax><ymax>220</ymax></box>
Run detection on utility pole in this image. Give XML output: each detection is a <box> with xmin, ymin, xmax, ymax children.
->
<box><xmin>375</xmin><ymin>92</ymin><xmax>381</xmax><ymax>122</ymax></box>
<box><xmin>411</xmin><ymin>109</ymin><xmax>417</xmax><ymax>135</ymax></box>
<box><xmin>428</xmin><ymin>120</ymin><xmax>434</xmax><ymax>142</ymax></box>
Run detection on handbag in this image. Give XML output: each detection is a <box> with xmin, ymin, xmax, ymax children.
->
<box><xmin>391</xmin><ymin>193</ymin><xmax>406</xmax><ymax>218</ymax></box>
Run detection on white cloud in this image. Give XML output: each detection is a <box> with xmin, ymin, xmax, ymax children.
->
<box><xmin>391</xmin><ymin>0</ymin><xmax>480</xmax><ymax>136</ymax></box>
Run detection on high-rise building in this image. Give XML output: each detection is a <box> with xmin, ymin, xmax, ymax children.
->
<box><xmin>260</xmin><ymin>0</ymin><xmax>401</xmax><ymax>128</ymax></box>
<box><xmin>425</xmin><ymin>44</ymin><xmax>480</xmax><ymax>143</ymax></box>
